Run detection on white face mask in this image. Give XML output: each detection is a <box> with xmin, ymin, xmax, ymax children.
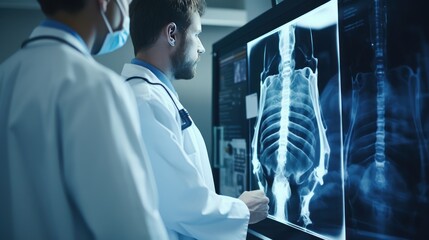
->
<box><xmin>97</xmin><ymin>0</ymin><xmax>130</xmax><ymax>55</ymax></box>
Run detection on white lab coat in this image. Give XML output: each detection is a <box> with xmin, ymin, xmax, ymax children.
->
<box><xmin>0</xmin><ymin>26</ymin><xmax>168</xmax><ymax>239</ymax></box>
<box><xmin>121</xmin><ymin>63</ymin><xmax>250</xmax><ymax>240</ymax></box>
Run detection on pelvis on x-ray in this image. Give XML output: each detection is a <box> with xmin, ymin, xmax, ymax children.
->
<box><xmin>251</xmin><ymin>24</ymin><xmax>330</xmax><ymax>228</ymax></box>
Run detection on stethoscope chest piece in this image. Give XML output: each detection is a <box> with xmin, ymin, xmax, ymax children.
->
<box><xmin>179</xmin><ymin>109</ymin><xmax>192</xmax><ymax>130</ymax></box>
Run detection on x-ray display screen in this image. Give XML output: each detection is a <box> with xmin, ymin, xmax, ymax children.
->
<box><xmin>213</xmin><ymin>0</ymin><xmax>429</xmax><ymax>239</ymax></box>
<box><xmin>248</xmin><ymin>1</ymin><xmax>344</xmax><ymax>239</ymax></box>
<box><xmin>339</xmin><ymin>0</ymin><xmax>429</xmax><ymax>239</ymax></box>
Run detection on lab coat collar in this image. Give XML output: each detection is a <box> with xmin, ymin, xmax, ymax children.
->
<box><xmin>41</xmin><ymin>19</ymin><xmax>87</xmax><ymax>47</ymax></box>
<box><xmin>130</xmin><ymin>58</ymin><xmax>178</xmax><ymax>96</ymax></box>
<box><xmin>121</xmin><ymin>63</ymin><xmax>184</xmax><ymax>108</ymax></box>
<box><xmin>28</xmin><ymin>24</ymin><xmax>91</xmax><ymax>56</ymax></box>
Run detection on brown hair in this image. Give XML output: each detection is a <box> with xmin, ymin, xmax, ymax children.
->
<box><xmin>37</xmin><ymin>0</ymin><xmax>87</xmax><ymax>15</ymax></box>
<box><xmin>129</xmin><ymin>0</ymin><xmax>206</xmax><ymax>55</ymax></box>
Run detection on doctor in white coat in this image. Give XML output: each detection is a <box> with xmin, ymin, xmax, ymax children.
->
<box><xmin>122</xmin><ymin>0</ymin><xmax>269</xmax><ymax>239</ymax></box>
<box><xmin>0</xmin><ymin>0</ymin><xmax>167</xmax><ymax>239</ymax></box>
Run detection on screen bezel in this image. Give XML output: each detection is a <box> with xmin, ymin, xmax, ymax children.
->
<box><xmin>212</xmin><ymin>0</ymin><xmax>332</xmax><ymax>239</ymax></box>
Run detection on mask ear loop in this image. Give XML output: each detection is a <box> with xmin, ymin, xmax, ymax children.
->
<box><xmin>100</xmin><ymin>2</ymin><xmax>114</xmax><ymax>33</ymax></box>
<box><xmin>100</xmin><ymin>0</ymin><xmax>127</xmax><ymax>34</ymax></box>
<box><xmin>114</xmin><ymin>0</ymin><xmax>127</xmax><ymax>22</ymax></box>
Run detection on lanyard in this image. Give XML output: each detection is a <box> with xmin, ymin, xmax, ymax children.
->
<box><xmin>126</xmin><ymin>76</ymin><xmax>193</xmax><ymax>131</ymax></box>
<box><xmin>21</xmin><ymin>35</ymin><xmax>84</xmax><ymax>55</ymax></box>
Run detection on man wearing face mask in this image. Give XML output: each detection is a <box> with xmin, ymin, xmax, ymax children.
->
<box><xmin>0</xmin><ymin>0</ymin><xmax>167</xmax><ymax>239</ymax></box>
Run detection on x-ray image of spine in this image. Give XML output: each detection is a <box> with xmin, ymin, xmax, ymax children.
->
<box><xmin>251</xmin><ymin>24</ymin><xmax>330</xmax><ymax>228</ymax></box>
<box><xmin>340</xmin><ymin>0</ymin><xmax>429</xmax><ymax>238</ymax></box>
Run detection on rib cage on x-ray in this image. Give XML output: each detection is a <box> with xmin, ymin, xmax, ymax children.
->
<box><xmin>342</xmin><ymin>0</ymin><xmax>429</xmax><ymax>237</ymax></box>
<box><xmin>259</xmin><ymin>68</ymin><xmax>317</xmax><ymax>181</ymax></box>
<box><xmin>251</xmin><ymin>24</ymin><xmax>330</xmax><ymax>228</ymax></box>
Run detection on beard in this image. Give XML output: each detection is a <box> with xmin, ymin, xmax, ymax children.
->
<box><xmin>172</xmin><ymin>41</ymin><xmax>197</xmax><ymax>80</ymax></box>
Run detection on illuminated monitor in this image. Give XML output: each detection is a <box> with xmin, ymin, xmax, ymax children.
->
<box><xmin>212</xmin><ymin>0</ymin><xmax>428</xmax><ymax>239</ymax></box>
<box><xmin>247</xmin><ymin>1</ymin><xmax>343</xmax><ymax>239</ymax></box>
<box><xmin>339</xmin><ymin>0</ymin><xmax>429</xmax><ymax>239</ymax></box>
<box><xmin>213</xmin><ymin>1</ymin><xmax>342</xmax><ymax>239</ymax></box>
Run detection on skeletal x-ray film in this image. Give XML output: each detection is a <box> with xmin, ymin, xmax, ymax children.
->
<box><xmin>339</xmin><ymin>0</ymin><xmax>429</xmax><ymax>239</ymax></box>
<box><xmin>248</xmin><ymin>1</ymin><xmax>344</xmax><ymax>239</ymax></box>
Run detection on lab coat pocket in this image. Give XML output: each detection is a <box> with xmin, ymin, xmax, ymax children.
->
<box><xmin>182</xmin><ymin>132</ymin><xmax>203</xmax><ymax>172</ymax></box>
<box><xmin>182</xmin><ymin>130</ymin><xmax>198</xmax><ymax>157</ymax></box>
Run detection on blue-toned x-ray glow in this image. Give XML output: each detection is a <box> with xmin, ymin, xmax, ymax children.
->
<box><xmin>341</xmin><ymin>0</ymin><xmax>429</xmax><ymax>238</ymax></box>
<box><xmin>248</xmin><ymin>1</ymin><xmax>344</xmax><ymax>239</ymax></box>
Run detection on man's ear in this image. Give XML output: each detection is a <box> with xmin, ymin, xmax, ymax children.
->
<box><xmin>166</xmin><ymin>22</ymin><xmax>177</xmax><ymax>47</ymax></box>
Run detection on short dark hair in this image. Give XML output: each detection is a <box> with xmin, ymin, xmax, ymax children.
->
<box><xmin>37</xmin><ymin>0</ymin><xmax>87</xmax><ymax>15</ymax></box>
<box><xmin>130</xmin><ymin>0</ymin><xmax>206</xmax><ymax>55</ymax></box>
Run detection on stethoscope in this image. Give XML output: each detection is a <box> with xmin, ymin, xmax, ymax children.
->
<box><xmin>125</xmin><ymin>76</ymin><xmax>193</xmax><ymax>131</ymax></box>
<box><xmin>21</xmin><ymin>35</ymin><xmax>84</xmax><ymax>55</ymax></box>
<box><xmin>21</xmin><ymin>37</ymin><xmax>192</xmax><ymax>130</ymax></box>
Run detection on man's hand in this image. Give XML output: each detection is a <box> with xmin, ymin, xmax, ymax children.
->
<box><xmin>238</xmin><ymin>190</ymin><xmax>269</xmax><ymax>224</ymax></box>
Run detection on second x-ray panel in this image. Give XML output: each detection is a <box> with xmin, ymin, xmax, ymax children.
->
<box><xmin>339</xmin><ymin>0</ymin><xmax>429</xmax><ymax>239</ymax></box>
<box><xmin>248</xmin><ymin>1</ymin><xmax>344</xmax><ymax>239</ymax></box>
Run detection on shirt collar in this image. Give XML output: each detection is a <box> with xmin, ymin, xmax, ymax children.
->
<box><xmin>131</xmin><ymin>58</ymin><xmax>178</xmax><ymax>95</ymax></box>
<box><xmin>40</xmin><ymin>19</ymin><xmax>87</xmax><ymax>49</ymax></box>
